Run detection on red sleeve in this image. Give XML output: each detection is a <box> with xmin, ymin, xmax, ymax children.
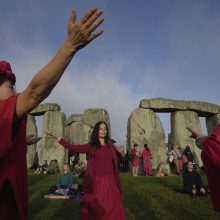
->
<box><xmin>58</xmin><ymin>139</ymin><xmax>90</xmax><ymax>153</ymax></box>
<box><xmin>0</xmin><ymin>95</ymin><xmax>18</xmax><ymax>160</ymax></box>
<box><xmin>202</xmin><ymin>124</ymin><xmax>220</xmax><ymax>169</ymax></box>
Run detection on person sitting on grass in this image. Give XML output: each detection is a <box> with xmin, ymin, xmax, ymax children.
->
<box><xmin>156</xmin><ymin>161</ymin><xmax>169</xmax><ymax>177</ymax></box>
<box><xmin>35</xmin><ymin>160</ymin><xmax>48</xmax><ymax>174</ymax></box>
<box><xmin>45</xmin><ymin>159</ymin><xmax>60</xmax><ymax>174</ymax></box>
<box><xmin>55</xmin><ymin>163</ymin><xmax>78</xmax><ymax>196</ymax></box>
<box><xmin>182</xmin><ymin>161</ymin><xmax>206</xmax><ymax>197</ymax></box>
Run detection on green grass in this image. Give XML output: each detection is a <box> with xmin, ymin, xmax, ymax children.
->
<box><xmin>28</xmin><ymin>171</ymin><xmax>219</xmax><ymax>220</ymax></box>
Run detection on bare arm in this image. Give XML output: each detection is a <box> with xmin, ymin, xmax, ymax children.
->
<box><xmin>16</xmin><ymin>8</ymin><xmax>104</xmax><ymax>120</ymax></box>
<box><xmin>186</xmin><ymin>127</ymin><xmax>205</xmax><ymax>150</ymax></box>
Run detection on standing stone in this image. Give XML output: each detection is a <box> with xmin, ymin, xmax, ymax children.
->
<box><xmin>206</xmin><ymin>114</ymin><xmax>220</xmax><ymax>135</ymax></box>
<box><xmin>83</xmin><ymin>108</ymin><xmax>110</xmax><ymax>129</ymax></box>
<box><xmin>171</xmin><ymin>110</ymin><xmax>202</xmax><ymax>166</ymax></box>
<box><xmin>127</xmin><ymin>108</ymin><xmax>167</xmax><ymax>170</ymax></box>
<box><xmin>26</xmin><ymin>115</ymin><xmax>38</xmax><ymax>169</ymax></box>
<box><xmin>38</xmin><ymin>111</ymin><xmax>66</xmax><ymax>168</ymax></box>
<box><xmin>68</xmin><ymin>122</ymin><xmax>91</xmax><ymax>144</ymax></box>
<box><xmin>68</xmin><ymin>121</ymin><xmax>91</xmax><ymax>162</ymax></box>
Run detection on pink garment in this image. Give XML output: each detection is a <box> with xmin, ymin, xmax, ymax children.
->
<box><xmin>59</xmin><ymin>139</ymin><xmax>126</xmax><ymax>220</ymax></box>
<box><xmin>0</xmin><ymin>95</ymin><xmax>28</xmax><ymax>220</ymax></box>
<box><xmin>81</xmin><ymin>175</ymin><xmax>126</xmax><ymax>220</ymax></box>
<box><xmin>131</xmin><ymin>148</ymin><xmax>138</xmax><ymax>167</ymax></box>
<box><xmin>142</xmin><ymin>148</ymin><xmax>153</xmax><ymax>176</ymax></box>
<box><xmin>201</xmin><ymin>124</ymin><xmax>220</xmax><ymax>213</ymax></box>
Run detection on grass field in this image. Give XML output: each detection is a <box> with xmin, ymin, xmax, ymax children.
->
<box><xmin>28</xmin><ymin>171</ymin><xmax>219</xmax><ymax>220</ymax></box>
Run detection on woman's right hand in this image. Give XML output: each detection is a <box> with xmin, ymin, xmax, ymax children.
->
<box><xmin>45</xmin><ymin>131</ymin><xmax>61</xmax><ymax>142</ymax></box>
<box><xmin>66</xmin><ymin>7</ymin><xmax>104</xmax><ymax>53</ymax></box>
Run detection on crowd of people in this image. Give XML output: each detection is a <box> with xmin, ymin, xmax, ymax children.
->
<box><xmin>1</xmin><ymin>5</ymin><xmax>220</xmax><ymax>220</ymax></box>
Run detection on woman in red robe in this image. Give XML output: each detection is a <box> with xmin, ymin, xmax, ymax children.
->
<box><xmin>187</xmin><ymin>125</ymin><xmax>220</xmax><ymax>213</ymax></box>
<box><xmin>0</xmin><ymin>8</ymin><xmax>104</xmax><ymax>220</ymax></box>
<box><xmin>142</xmin><ymin>144</ymin><xmax>153</xmax><ymax>176</ymax></box>
<box><xmin>46</xmin><ymin>121</ymin><xmax>127</xmax><ymax>220</ymax></box>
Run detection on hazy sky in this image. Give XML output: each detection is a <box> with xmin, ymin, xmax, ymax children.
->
<box><xmin>1</xmin><ymin>0</ymin><xmax>220</xmax><ymax>144</ymax></box>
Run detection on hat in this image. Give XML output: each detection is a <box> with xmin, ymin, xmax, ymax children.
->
<box><xmin>0</xmin><ymin>60</ymin><xmax>16</xmax><ymax>85</ymax></box>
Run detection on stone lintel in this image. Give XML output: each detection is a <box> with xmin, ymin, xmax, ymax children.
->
<box><xmin>30</xmin><ymin>103</ymin><xmax>61</xmax><ymax>116</ymax></box>
<box><xmin>140</xmin><ymin>98</ymin><xmax>220</xmax><ymax>116</ymax></box>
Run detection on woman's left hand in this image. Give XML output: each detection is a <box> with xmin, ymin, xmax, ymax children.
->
<box><xmin>116</xmin><ymin>145</ymin><xmax>125</xmax><ymax>157</ymax></box>
<box><xmin>26</xmin><ymin>134</ymin><xmax>41</xmax><ymax>145</ymax></box>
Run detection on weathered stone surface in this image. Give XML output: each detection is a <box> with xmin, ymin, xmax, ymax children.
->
<box><xmin>206</xmin><ymin>114</ymin><xmax>220</xmax><ymax>135</ymax></box>
<box><xmin>66</xmin><ymin>114</ymin><xmax>83</xmax><ymax>126</ymax></box>
<box><xmin>68</xmin><ymin>122</ymin><xmax>91</xmax><ymax>162</ymax></box>
<box><xmin>140</xmin><ymin>98</ymin><xmax>220</xmax><ymax>116</ymax></box>
<box><xmin>83</xmin><ymin>108</ymin><xmax>110</xmax><ymax>128</ymax></box>
<box><xmin>26</xmin><ymin>115</ymin><xmax>38</xmax><ymax>169</ymax></box>
<box><xmin>30</xmin><ymin>103</ymin><xmax>61</xmax><ymax>116</ymax></box>
<box><xmin>127</xmin><ymin>108</ymin><xmax>167</xmax><ymax>169</ymax></box>
<box><xmin>38</xmin><ymin>111</ymin><xmax>66</xmax><ymax>168</ymax></box>
<box><xmin>68</xmin><ymin>122</ymin><xmax>91</xmax><ymax>144</ymax></box>
<box><xmin>170</xmin><ymin>110</ymin><xmax>202</xmax><ymax>166</ymax></box>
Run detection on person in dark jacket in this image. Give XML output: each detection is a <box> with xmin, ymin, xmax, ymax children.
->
<box><xmin>182</xmin><ymin>161</ymin><xmax>206</xmax><ymax>197</ymax></box>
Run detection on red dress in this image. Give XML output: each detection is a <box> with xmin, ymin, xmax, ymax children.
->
<box><xmin>131</xmin><ymin>148</ymin><xmax>138</xmax><ymax>167</ymax></box>
<box><xmin>0</xmin><ymin>95</ymin><xmax>28</xmax><ymax>220</ymax></box>
<box><xmin>59</xmin><ymin>139</ymin><xmax>126</xmax><ymax>220</ymax></box>
<box><xmin>201</xmin><ymin>124</ymin><xmax>220</xmax><ymax>213</ymax></box>
<box><xmin>142</xmin><ymin>148</ymin><xmax>153</xmax><ymax>176</ymax></box>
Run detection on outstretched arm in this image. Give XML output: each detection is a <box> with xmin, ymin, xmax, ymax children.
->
<box><xmin>16</xmin><ymin>8</ymin><xmax>104</xmax><ymax>120</ymax></box>
<box><xmin>45</xmin><ymin>131</ymin><xmax>89</xmax><ymax>153</ymax></box>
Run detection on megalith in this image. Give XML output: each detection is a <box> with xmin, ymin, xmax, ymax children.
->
<box><xmin>127</xmin><ymin>108</ymin><xmax>167</xmax><ymax>169</ymax></box>
<box><xmin>26</xmin><ymin>115</ymin><xmax>38</xmax><ymax>169</ymax></box>
<box><xmin>171</xmin><ymin>110</ymin><xmax>202</xmax><ymax>166</ymax></box>
<box><xmin>38</xmin><ymin>111</ymin><xmax>66</xmax><ymax>168</ymax></box>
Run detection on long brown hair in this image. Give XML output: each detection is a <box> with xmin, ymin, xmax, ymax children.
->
<box><xmin>90</xmin><ymin>121</ymin><xmax>110</xmax><ymax>148</ymax></box>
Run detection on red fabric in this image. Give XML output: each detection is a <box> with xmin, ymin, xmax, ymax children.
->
<box><xmin>0</xmin><ymin>95</ymin><xmax>28</xmax><ymax>220</ymax></box>
<box><xmin>201</xmin><ymin>124</ymin><xmax>220</xmax><ymax>213</ymax></box>
<box><xmin>0</xmin><ymin>60</ymin><xmax>16</xmax><ymax>84</ymax></box>
<box><xmin>131</xmin><ymin>148</ymin><xmax>138</xmax><ymax>167</ymax></box>
<box><xmin>81</xmin><ymin>175</ymin><xmax>126</xmax><ymax>220</ymax></box>
<box><xmin>58</xmin><ymin>139</ymin><xmax>126</xmax><ymax>219</ymax></box>
<box><xmin>142</xmin><ymin>148</ymin><xmax>153</xmax><ymax>175</ymax></box>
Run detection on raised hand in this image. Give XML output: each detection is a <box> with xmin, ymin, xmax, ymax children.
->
<box><xmin>186</xmin><ymin>127</ymin><xmax>204</xmax><ymax>139</ymax></box>
<box><xmin>67</xmin><ymin>7</ymin><xmax>104</xmax><ymax>52</ymax></box>
<box><xmin>116</xmin><ymin>145</ymin><xmax>125</xmax><ymax>157</ymax></box>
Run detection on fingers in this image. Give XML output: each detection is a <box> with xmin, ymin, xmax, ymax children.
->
<box><xmin>80</xmin><ymin>7</ymin><xmax>98</xmax><ymax>24</ymax></box>
<box><xmin>86</xmin><ymin>29</ymin><xmax>104</xmax><ymax>43</ymax></box>
<box><xmin>27</xmin><ymin>134</ymin><xmax>35</xmax><ymax>138</ymax></box>
<box><xmin>71</xmin><ymin>9</ymin><xmax>77</xmax><ymax>24</ymax></box>
<box><xmin>87</xmin><ymin>17</ymin><xmax>104</xmax><ymax>35</ymax></box>
<box><xmin>85</xmin><ymin>9</ymin><xmax>103</xmax><ymax>28</ymax></box>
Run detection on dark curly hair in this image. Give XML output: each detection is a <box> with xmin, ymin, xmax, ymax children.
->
<box><xmin>0</xmin><ymin>75</ymin><xmax>8</xmax><ymax>86</ymax></box>
<box><xmin>90</xmin><ymin>121</ymin><xmax>110</xmax><ymax>148</ymax></box>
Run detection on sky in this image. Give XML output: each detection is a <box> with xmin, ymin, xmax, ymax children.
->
<box><xmin>1</xmin><ymin>0</ymin><xmax>220</xmax><ymax>144</ymax></box>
